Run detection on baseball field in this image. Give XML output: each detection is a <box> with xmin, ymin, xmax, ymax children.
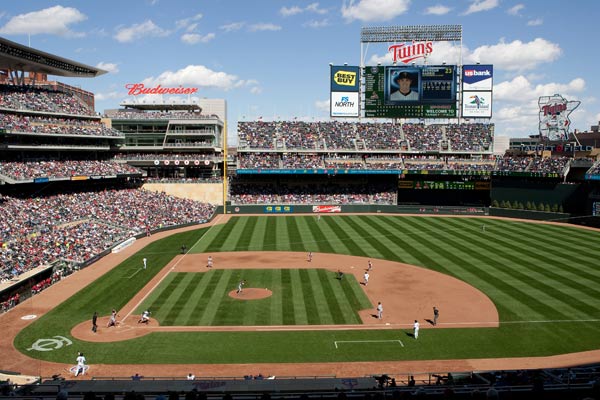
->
<box><xmin>8</xmin><ymin>214</ymin><xmax>600</xmax><ymax>376</ymax></box>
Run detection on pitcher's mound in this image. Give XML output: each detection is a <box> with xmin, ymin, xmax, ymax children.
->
<box><xmin>228</xmin><ymin>288</ymin><xmax>272</xmax><ymax>300</ymax></box>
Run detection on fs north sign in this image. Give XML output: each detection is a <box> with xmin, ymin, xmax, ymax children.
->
<box><xmin>330</xmin><ymin>66</ymin><xmax>360</xmax><ymax>92</ymax></box>
<box><xmin>330</xmin><ymin>92</ymin><xmax>359</xmax><ymax>117</ymax></box>
<box><xmin>388</xmin><ymin>41</ymin><xmax>433</xmax><ymax>64</ymax></box>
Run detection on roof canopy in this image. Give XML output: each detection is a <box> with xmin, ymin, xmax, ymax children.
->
<box><xmin>0</xmin><ymin>36</ymin><xmax>107</xmax><ymax>77</ymax></box>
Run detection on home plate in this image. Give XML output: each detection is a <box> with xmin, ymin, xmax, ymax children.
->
<box><xmin>386</xmin><ymin>323</ymin><xmax>390</xmax><ymax>325</ymax></box>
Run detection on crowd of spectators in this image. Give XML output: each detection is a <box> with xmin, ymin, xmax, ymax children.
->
<box><xmin>0</xmin><ymin>187</ymin><xmax>215</xmax><ymax>283</ymax></box>
<box><xmin>528</xmin><ymin>156</ymin><xmax>570</xmax><ymax>174</ymax></box>
<box><xmin>235</xmin><ymin>152</ymin><xmax>582</xmax><ymax>175</ymax></box>
<box><xmin>237</xmin><ymin>121</ymin><xmax>494</xmax><ymax>152</ymax></box>
<box><xmin>105</xmin><ymin>110</ymin><xmax>217</xmax><ymax>120</ymax></box>
<box><xmin>0</xmin><ymin>86</ymin><xmax>95</xmax><ymax>116</ymax></box>
<box><xmin>281</xmin><ymin>154</ymin><xmax>322</xmax><ymax>169</ymax></box>
<box><xmin>445</xmin><ymin>123</ymin><xmax>493</xmax><ymax>151</ymax></box>
<box><xmin>237</xmin><ymin>153</ymin><xmax>281</xmax><ymax>169</ymax></box>
<box><xmin>403</xmin><ymin>123</ymin><xmax>443</xmax><ymax>151</ymax></box>
<box><xmin>112</xmin><ymin>152</ymin><xmax>217</xmax><ymax>162</ymax></box>
<box><xmin>230</xmin><ymin>182</ymin><xmax>397</xmax><ymax>205</ymax></box>
<box><xmin>0</xmin><ymin>113</ymin><xmax>123</xmax><ymax>137</ymax></box>
<box><xmin>0</xmin><ymin>160</ymin><xmax>142</xmax><ymax>180</ymax></box>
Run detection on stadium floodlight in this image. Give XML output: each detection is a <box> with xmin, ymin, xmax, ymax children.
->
<box><xmin>360</xmin><ymin>25</ymin><xmax>462</xmax><ymax>43</ymax></box>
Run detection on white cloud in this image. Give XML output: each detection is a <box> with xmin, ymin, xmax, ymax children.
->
<box><xmin>0</xmin><ymin>5</ymin><xmax>86</xmax><ymax>37</ymax></box>
<box><xmin>250</xmin><ymin>86</ymin><xmax>262</xmax><ymax>94</ymax></box>
<box><xmin>142</xmin><ymin>65</ymin><xmax>257</xmax><ymax>91</ymax></box>
<box><xmin>248</xmin><ymin>23</ymin><xmax>282</xmax><ymax>32</ymax></box>
<box><xmin>341</xmin><ymin>0</ymin><xmax>411</xmax><ymax>22</ymax></box>
<box><xmin>96</xmin><ymin>62</ymin><xmax>119</xmax><ymax>74</ymax></box>
<box><xmin>303</xmin><ymin>19</ymin><xmax>330</xmax><ymax>28</ymax></box>
<box><xmin>494</xmin><ymin>76</ymin><xmax>585</xmax><ymax>103</ymax></box>
<box><xmin>95</xmin><ymin>91</ymin><xmax>124</xmax><ymax>101</ymax></box>
<box><xmin>462</xmin><ymin>0</ymin><xmax>499</xmax><ymax>15</ymax></box>
<box><xmin>424</xmin><ymin>5</ymin><xmax>451</xmax><ymax>15</ymax></box>
<box><xmin>306</xmin><ymin>3</ymin><xmax>328</xmax><ymax>14</ymax></box>
<box><xmin>175</xmin><ymin>13</ymin><xmax>203</xmax><ymax>30</ymax></box>
<box><xmin>220</xmin><ymin>22</ymin><xmax>245</xmax><ymax>32</ymax></box>
<box><xmin>280</xmin><ymin>6</ymin><xmax>303</xmax><ymax>16</ymax></box>
<box><xmin>467</xmin><ymin>38</ymin><xmax>561</xmax><ymax>71</ymax></box>
<box><xmin>492</xmin><ymin>76</ymin><xmax>588</xmax><ymax>136</ymax></box>
<box><xmin>181</xmin><ymin>32</ymin><xmax>215</xmax><ymax>44</ymax></box>
<box><xmin>366</xmin><ymin>38</ymin><xmax>562</xmax><ymax>73</ymax></box>
<box><xmin>114</xmin><ymin>20</ymin><xmax>170</xmax><ymax>43</ymax></box>
<box><xmin>507</xmin><ymin>4</ymin><xmax>524</xmax><ymax>16</ymax></box>
<box><xmin>315</xmin><ymin>99</ymin><xmax>330</xmax><ymax>113</ymax></box>
<box><xmin>281</xmin><ymin>3</ymin><xmax>328</xmax><ymax>16</ymax></box>
<box><xmin>527</xmin><ymin>18</ymin><xmax>543</xmax><ymax>26</ymax></box>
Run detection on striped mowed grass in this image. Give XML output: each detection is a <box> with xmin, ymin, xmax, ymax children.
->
<box><xmin>14</xmin><ymin>215</ymin><xmax>600</xmax><ymax>365</ymax></box>
<box><xmin>192</xmin><ymin>215</ymin><xmax>600</xmax><ymax>325</ymax></box>
<box><xmin>136</xmin><ymin>269</ymin><xmax>372</xmax><ymax>326</ymax></box>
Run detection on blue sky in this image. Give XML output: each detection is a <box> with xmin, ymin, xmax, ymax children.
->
<box><xmin>0</xmin><ymin>0</ymin><xmax>598</xmax><ymax>145</ymax></box>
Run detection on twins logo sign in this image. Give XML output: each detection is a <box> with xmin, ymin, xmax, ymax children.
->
<box><xmin>538</xmin><ymin>94</ymin><xmax>580</xmax><ymax>141</ymax></box>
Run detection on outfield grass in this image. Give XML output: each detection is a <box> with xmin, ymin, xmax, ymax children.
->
<box><xmin>136</xmin><ymin>269</ymin><xmax>371</xmax><ymax>326</ymax></box>
<box><xmin>14</xmin><ymin>215</ymin><xmax>600</xmax><ymax>365</ymax></box>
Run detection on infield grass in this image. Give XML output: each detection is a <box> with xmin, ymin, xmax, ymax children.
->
<box><xmin>14</xmin><ymin>215</ymin><xmax>600</xmax><ymax>366</ymax></box>
<box><xmin>136</xmin><ymin>269</ymin><xmax>371</xmax><ymax>326</ymax></box>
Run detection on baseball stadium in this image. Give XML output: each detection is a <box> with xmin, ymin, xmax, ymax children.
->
<box><xmin>1</xmin><ymin>23</ymin><xmax>600</xmax><ymax>400</ymax></box>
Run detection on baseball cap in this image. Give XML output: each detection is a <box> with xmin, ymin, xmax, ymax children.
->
<box><xmin>395</xmin><ymin>71</ymin><xmax>412</xmax><ymax>81</ymax></box>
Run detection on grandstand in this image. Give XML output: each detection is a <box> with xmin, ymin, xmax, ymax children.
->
<box><xmin>0</xmin><ymin>40</ymin><xmax>216</xmax><ymax>318</ymax></box>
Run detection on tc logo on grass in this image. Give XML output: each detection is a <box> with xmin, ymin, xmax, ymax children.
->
<box><xmin>27</xmin><ymin>336</ymin><xmax>72</xmax><ymax>352</ymax></box>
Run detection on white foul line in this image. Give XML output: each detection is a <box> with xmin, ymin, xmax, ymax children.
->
<box><xmin>334</xmin><ymin>339</ymin><xmax>404</xmax><ymax>349</ymax></box>
<box><xmin>122</xmin><ymin>214</ymin><xmax>225</xmax><ymax>322</ymax></box>
<box><xmin>125</xmin><ymin>268</ymin><xmax>143</xmax><ymax>279</ymax></box>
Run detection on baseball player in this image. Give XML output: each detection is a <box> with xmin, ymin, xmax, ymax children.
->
<box><xmin>143</xmin><ymin>257</ymin><xmax>147</xmax><ymax>269</ymax></box>
<box><xmin>107</xmin><ymin>309</ymin><xmax>117</xmax><ymax>327</ymax></box>
<box><xmin>236</xmin><ymin>280</ymin><xmax>246</xmax><ymax>294</ymax></box>
<box><xmin>413</xmin><ymin>320</ymin><xmax>420</xmax><ymax>339</ymax></box>
<box><xmin>307</xmin><ymin>252</ymin><xmax>313</xmax><ymax>262</ymax></box>
<box><xmin>433</xmin><ymin>307</ymin><xmax>439</xmax><ymax>326</ymax></box>
<box><xmin>363</xmin><ymin>271</ymin><xmax>369</xmax><ymax>286</ymax></box>
<box><xmin>75</xmin><ymin>352</ymin><xmax>86</xmax><ymax>377</ymax></box>
<box><xmin>207</xmin><ymin>255</ymin><xmax>213</xmax><ymax>268</ymax></box>
<box><xmin>138</xmin><ymin>310</ymin><xmax>151</xmax><ymax>324</ymax></box>
<box><xmin>368</xmin><ymin>260</ymin><xmax>373</xmax><ymax>271</ymax></box>
<box><xmin>377</xmin><ymin>302</ymin><xmax>383</xmax><ymax>319</ymax></box>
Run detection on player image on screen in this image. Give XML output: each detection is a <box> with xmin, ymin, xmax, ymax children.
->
<box><xmin>389</xmin><ymin>70</ymin><xmax>420</xmax><ymax>102</ymax></box>
<box><xmin>387</xmin><ymin>69</ymin><xmax>420</xmax><ymax>103</ymax></box>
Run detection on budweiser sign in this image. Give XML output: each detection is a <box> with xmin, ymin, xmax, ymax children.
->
<box><xmin>388</xmin><ymin>41</ymin><xmax>433</xmax><ymax>64</ymax></box>
<box><xmin>125</xmin><ymin>84</ymin><xmax>198</xmax><ymax>96</ymax></box>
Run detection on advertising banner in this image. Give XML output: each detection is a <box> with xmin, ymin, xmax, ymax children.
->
<box><xmin>264</xmin><ymin>205</ymin><xmax>294</xmax><ymax>213</ymax></box>
<box><xmin>330</xmin><ymin>92</ymin><xmax>359</xmax><ymax>117</ymax></box>
<box><xmin>462</xmin><ymin>65</ymin><xmax>493</xmax><ymax>91</ymax></box>
<box><xmin>462</xmin><ymin>91</ymin><xmax>492</xmax><ymax>118</ymax></box>
<box><xmin>313</xmin><ymin>205</ymin><xmax>341</xmax><ymax>213</ymax></box>
<box><xmin>330</xmin><ymin>66</ymin><xmax>360</xmax><ymax>92</ymax></box>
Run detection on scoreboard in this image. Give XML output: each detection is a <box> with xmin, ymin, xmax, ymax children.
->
<box><xmin>399</xmin><ymin>181</ymin><xmax>479</xmax><ymax>190</ymax></box>
<box><xmin>364</xmin><ymin>65</ymin><xmax>457</xmax><ymax>118</ymax></box>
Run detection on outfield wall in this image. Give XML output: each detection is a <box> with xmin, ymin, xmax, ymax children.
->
<box><xmin>226</xmin><ymin>204</ymin><xmax>488</xmax><ymax>215</ymax></box>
